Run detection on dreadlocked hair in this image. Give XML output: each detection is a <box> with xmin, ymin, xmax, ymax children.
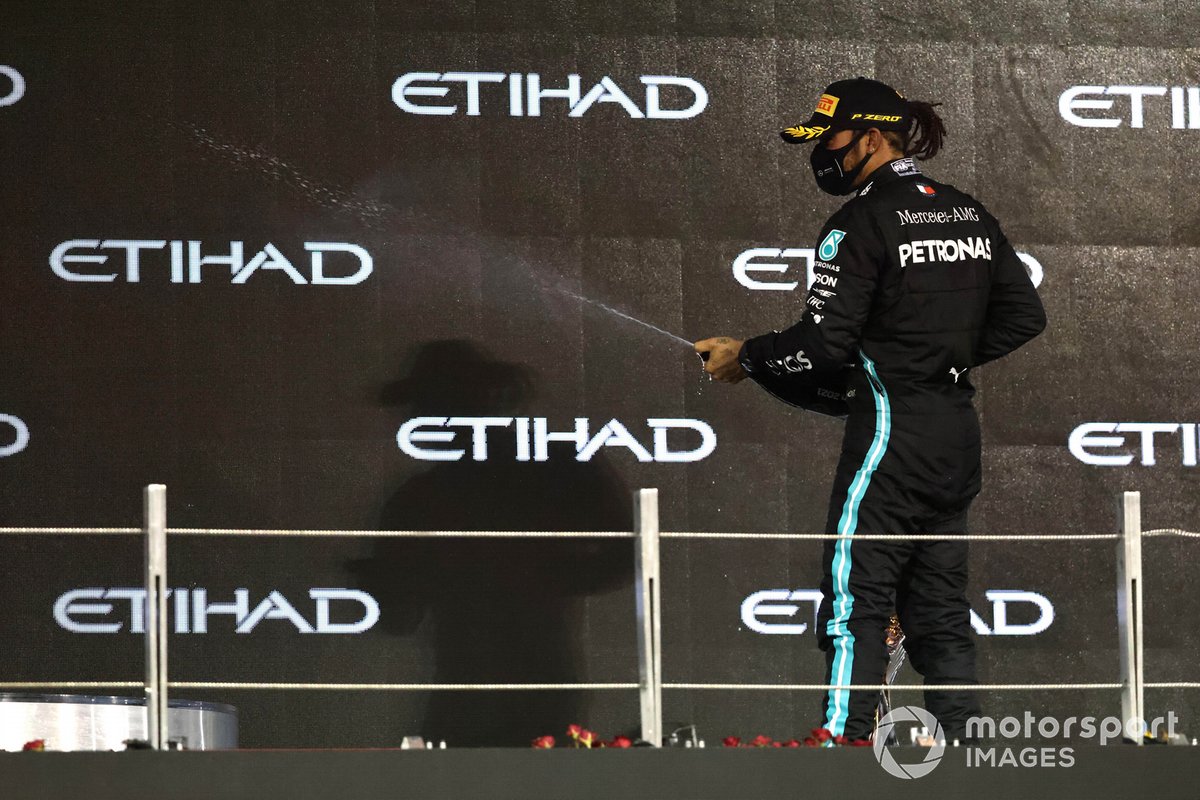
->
<box><xmin>883</xmin><ymin>100</ymin><xmax>946</xmax><ymax>161</ymax></box>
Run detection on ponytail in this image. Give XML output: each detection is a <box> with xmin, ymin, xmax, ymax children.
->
<box><xmin>904</xmin><ymin>100</ymin><xmax>946</xmax><ymax>160</ymax></box>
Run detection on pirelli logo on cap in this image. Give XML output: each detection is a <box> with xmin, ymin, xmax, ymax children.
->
<box><xmin>815</xmin><ymin>93</ymin><xmax>839</xmax><ymax>116</ymax></box>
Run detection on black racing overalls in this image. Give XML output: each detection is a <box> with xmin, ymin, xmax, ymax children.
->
<box><xmin>740</xmin><ymin>157</ymin><xmax>1046</xmax><ymax>740</ymax></box>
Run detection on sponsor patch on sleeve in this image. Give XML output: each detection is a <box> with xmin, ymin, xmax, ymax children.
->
<box><xmin>818</xmin><ymin>229</ymin><xmax>846</xmax><ymax>260</ymax></box>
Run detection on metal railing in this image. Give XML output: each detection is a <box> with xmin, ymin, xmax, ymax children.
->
<box><xmin>1</xmin><ymin>488</ymin><xmax>1195</xmax><ymax>748</ymax></box>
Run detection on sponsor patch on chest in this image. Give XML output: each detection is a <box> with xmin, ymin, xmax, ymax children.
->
<box><xmin>898</xmin><ymin>237</ymin><xmax>992</xmax><ymax>268</ymax></box>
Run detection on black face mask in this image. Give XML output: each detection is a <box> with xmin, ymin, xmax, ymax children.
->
<box><xmin>810</xmin><ymin>131</ymin><xmax>869</xmax><ymax>196</ymax></box>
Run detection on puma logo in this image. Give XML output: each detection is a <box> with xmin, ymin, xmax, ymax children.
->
<box><xmin>949</xmin><ymin>367</ymin><xmax>968</xmax><ymax>383</ymax></box>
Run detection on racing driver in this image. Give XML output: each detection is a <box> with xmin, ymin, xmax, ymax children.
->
<box><xmin>695</xmin><ymin>77</ymin><xmax>1046</xmax><ymax>743</ymax></box>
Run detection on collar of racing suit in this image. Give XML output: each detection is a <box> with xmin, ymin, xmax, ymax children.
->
<box><xmin>856</xmin><ymin>156</ymin><xmax>922</xmax><ymax>197</ymax></box>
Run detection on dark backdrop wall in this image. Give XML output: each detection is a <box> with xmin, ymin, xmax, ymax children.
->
<box><xmin>2</xmin><ymin>2</ymin><xmax>1197</xmax><ymax>747</ymax></box>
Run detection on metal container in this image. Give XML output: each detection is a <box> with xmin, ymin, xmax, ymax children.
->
<box><xmin>0</xmin><ymin>693</ymin><xmax>238</xmax><ymax>751</ymax></box>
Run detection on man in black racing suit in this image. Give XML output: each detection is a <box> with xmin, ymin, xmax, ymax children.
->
<box><xmin>695</xmin><ymin>77</ymin><xmax>1046</xmax><ymax>742</ymax></box>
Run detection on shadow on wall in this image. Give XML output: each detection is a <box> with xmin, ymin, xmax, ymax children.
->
<box><xmin>353</xmin><ymin>340</ymin><xmax>633</xmax><ymax>746</ymax></box>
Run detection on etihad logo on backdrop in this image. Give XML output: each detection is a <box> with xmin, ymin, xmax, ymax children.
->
<box><xmin>54</xmin><ymin>588</ymin><xmax>380</xmax><ymax>634</ymax></box>
<box><xmin>50</xmin><ymin>240</ymin><xmax>373</xmax><ymax>285</ymax></box>
<box><xmin>392</xmin><ymin>72</ymin><xmax>708</xmax><ymax>119</ymax></box>
<box><xmin>0</xmin><ymin>414</ymin><xmax>29</xmax><ymax>458</ymax></box>
<box><xmin>1059</xmin><ymin>85</ymin><xmax>1200</xmax><ymax>128</ymax></box>
<box><xmin>732</xmin><ymin>248</ymin><xmax>1044</xmax><ymax>290</ymax></box>
<box><xmin>397</xmin><ymin>417</ymin><xmax>716</xmax><ymax>463</ymax></box>
<box><xmin>742</xmin><ymin>589</ymin><xmax>1054</xmax><ymax>636</ymax></box>
<box><xmin>0</xmin><ymin>65</ymin><xmax>25</xmax><ymax>107</ymax></box>
<box><xmin>1069</xmin><ymin>423</ymin><xmax>1199</xmax><ymax>467</ymax></box>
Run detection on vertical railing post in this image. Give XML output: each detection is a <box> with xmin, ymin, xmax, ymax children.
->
<box><xmin>144</xmin><ymin>484</ymin><xmax>169</xmax><ymax>750</ymax></box>
<box><xmin>634</xmin><ymin>488</ymin><xmax>662</xmax><ymax>746</ymax></box>
<box><xmin>1117</xmin><ymin>490</ymin><xmax>1144</xmax><ymax>744</ymax></box>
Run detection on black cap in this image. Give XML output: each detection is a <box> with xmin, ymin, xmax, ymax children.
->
<box><xmin>780</xmin><ymin>77</ymin><xmax>910</xmax><ymax>143</ymax></box>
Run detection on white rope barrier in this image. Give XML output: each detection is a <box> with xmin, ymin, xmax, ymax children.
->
<box><xmin>169</xmin><ymin>682</ymin><xmax>640</xmax><ymax>691</ymax></box>
<box><xmin>663</xmin><ymin>683</ymin><xmax>1124</xmax><ymax>691</ymax></box>
<box><xmin>169</xmin><ymin>530</ymin><xmax>639</xmax><ymax>538</ymax></box>
<box><xmin>1145</xmin><ymin>682</ymin><xmax>1200</xmax><ymax>689</ymax></box>
<box><xmin>660</xmin><ymin>532</ymin><xmax>1122</xmax><ymax>541</ymax></box>
<box><xmin>0</xmin><ymin>528</ymin><xmax>140</xmax><ymax>534</ymax></box>
<box><xmin>8</xmin><ymin>681</ymin><xmax>1195</xmax><ymax>692</ymax></box>
<box><xmin>0</xmin><ymin>525</ymin><xmax>1195</xmax><ymax>541</ymax></box>
<box><xmin>1143</xmin><ymin>529</ymin><xmax>1200</xmax><ymax>539</ymax></box>
<box><xmin>0</xmin><ymin>682</ymin><xmax>141</xmax><ymax>689</ymax></box>
<box><xmin>0</xmin><ymin>528</ymin><xmax>636</xmax><ymax>538</ymax></box>
<box><xmin>6</xmin><ymin>528</ymin><xmax>1190</xmax><ymax>540</ymax></box>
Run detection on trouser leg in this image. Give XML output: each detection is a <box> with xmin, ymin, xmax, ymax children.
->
<box><xmin>895</xmin><ymin>514</ymin><xmax>981</xmax><ymax>741</ymax></box>
<box><xmin>817</xmin><ymin>535</ymin><xmax>910</xmax><ymax>741</ymax></box>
